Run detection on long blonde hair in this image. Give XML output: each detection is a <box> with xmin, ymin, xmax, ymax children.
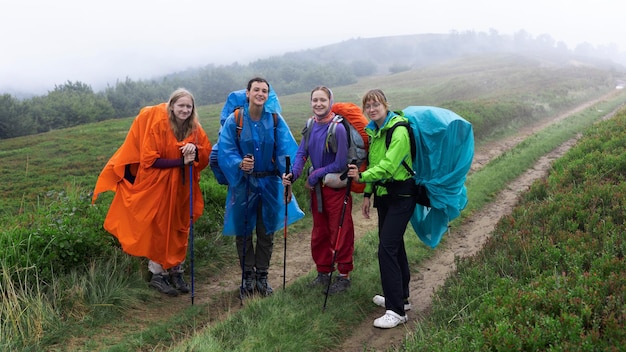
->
<box><xmin>167</xmin><ymin>88</ymin><xmax>199</xmax><ymax>141</ymax></box>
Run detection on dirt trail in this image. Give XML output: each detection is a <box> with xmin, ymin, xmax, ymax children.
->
<box><xmin>336</xmin><ymin>137</ymin><xmax>579</xmax><ymax>351</ymax></box>
<box><xmin>89</xmin><ymin>91</ymin><xmax>620</xmax><ymax>351</ymax></box>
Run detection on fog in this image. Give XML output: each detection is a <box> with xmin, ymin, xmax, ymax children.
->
<box><xmin>2</xmin><ymin>0</ymin><xmax>624</xmax><ymax>96</ymax></box>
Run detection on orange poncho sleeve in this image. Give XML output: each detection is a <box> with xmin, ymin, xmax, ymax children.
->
<box><xmin>92</xmin><ymin>103</ymin><xmax>168</xmax><ymax>203</ymax></box>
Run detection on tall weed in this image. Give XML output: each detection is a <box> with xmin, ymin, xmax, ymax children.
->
<box><xmin>0</xmin><ymin>263</ymin><xmax>57</xmax><ymax>351</ymax></box>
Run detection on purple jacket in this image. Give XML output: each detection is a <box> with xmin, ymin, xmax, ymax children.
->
<box><xmin>292</xmin><ymin>117</ymin><xmax>348</xmax><ymax>187</ymax></box>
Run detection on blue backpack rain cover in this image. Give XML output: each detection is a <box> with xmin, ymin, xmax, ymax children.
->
<box><xmin>401</xmin><ymin>106</ymin><xmax>474</xmax><ymax>248</ymax></box>
<box><xmin>209</xmin><ymin>88</ymin><xmax>282</xmax><ymax>184</ymax></box>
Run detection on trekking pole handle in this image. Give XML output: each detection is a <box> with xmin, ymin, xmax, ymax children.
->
<box><xmin>242</xmin><ymin>153</ymin><xmax>254</xmax><ymax>174</ymax></box>
<box><xmin>340</xmin><ymin>159</ymin><xmax>358</xmax><ymax>180</ymax></box>
<box><xmin>284</xmin><ymin>156</ymin><xmax>291</xmax><ymax>200</ymax></box>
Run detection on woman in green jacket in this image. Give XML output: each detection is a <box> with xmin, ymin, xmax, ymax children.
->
<box><xmin>347</xmin><ymin>89</ymin><xmax>416</xmax><ymax>329</ymax></box>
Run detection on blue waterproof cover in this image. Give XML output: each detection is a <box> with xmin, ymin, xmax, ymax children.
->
<box><xmin>219</xmin><ymin>88</ymin><xmax>282</xmax><ymax>124</ymax></box>
<box><xmin>402</xmin><ymin>106</ymin><xmax>474</xmax><ymax>248</ymax></box>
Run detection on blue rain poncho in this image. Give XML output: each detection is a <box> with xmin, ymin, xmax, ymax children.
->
<box><xmin>402</xmin><ymin>106</ymin><xmax>474</xmax><ymax>248</ymax></box>
<box><xmin>210</xmin><ymin>89</ymin><xmax>283</xmax><ymax>185</ymax></box>
<box><xmin>218</xmin><ymin>101</ymin><xmax>304</xmax><ymax>236</ymax></box>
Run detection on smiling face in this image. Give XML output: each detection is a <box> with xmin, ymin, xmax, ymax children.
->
<box><xmin>311</xmin><ymin>89</ymin><xmax>331</xmax><ymax>117</ymax></box>
<box><xmin>171</xmin><ymin>95</ymin><xmax>194</xmax><ymax>123</ymax></box>
<box><xmin>246</xmin><ymin>81</ymin><xmax>269</xmax><ymax>108</ymax></box>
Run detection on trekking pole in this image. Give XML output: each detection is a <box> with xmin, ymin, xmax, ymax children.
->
<box><xmin>240</xmin><ymin>154</ymin><xmax>253</xmax><ymax>305</ymax></box>
<box><xmin>322</xmin><ymin>159</ymin><xmax>356</xmax><ymax>311</ymax></box>
<box><xmin>188</xmin><ymin>162</ymin><xmax>195</xmax><ymax>305</ymax></box>
<box><xmin>283</xmin><ymin>156</ymin><xmax>291</xmax><ymax>290</ymax></box>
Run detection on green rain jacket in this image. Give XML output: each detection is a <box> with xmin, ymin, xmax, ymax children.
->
<box><xmin>360</xmin><ymin>111</ymin><xmax>413</xmax><ymax>197</ymax></box>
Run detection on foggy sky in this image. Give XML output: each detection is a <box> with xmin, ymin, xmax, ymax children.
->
<box><xmin>1</xmin><ymin>0</ymin><xmax>623</xmax><ymax>95</ymax></box>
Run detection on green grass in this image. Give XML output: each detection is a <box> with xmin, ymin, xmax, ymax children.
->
<box><xmin>0</xmin><ymin>262</ymin><xmax>54</xmax><ymax>351</ymax></box>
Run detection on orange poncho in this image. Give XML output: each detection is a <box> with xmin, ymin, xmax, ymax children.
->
<box><xmin>92</xmin><ymin>103</ymin><xmax>211</xmax><ymax>269</ymax></box>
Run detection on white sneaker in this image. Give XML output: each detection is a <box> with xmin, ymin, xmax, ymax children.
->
<box><xmin>372</xmin><ymin>294</ymin><xmax>412</xmax><ymax>311</ymax></box>
<box><xmin>373</xmin><ymin>310</ymin><xmax>408</xmax><ymax>329</ymax></box>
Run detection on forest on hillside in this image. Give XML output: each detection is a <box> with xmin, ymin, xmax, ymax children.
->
<box><xmin>1</xmin><ymin>30</ymin><xmax>624</xmax><ymax>140</ymax></box>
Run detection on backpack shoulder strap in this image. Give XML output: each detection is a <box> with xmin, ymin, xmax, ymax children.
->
<box><xmin>234</xmin><ymin>108</ymin><xmax>244</xmax><ymax>139</ymax></box>
<box><xmin>235</xmin><ymin>108</ymin><xmax>272</xmax><ymax>139</ymax></box>
<box><xmin>302</xmin><ymin>116</ymin><xmax>316</xmax><ymax>151</ymax></box>
<box><xmin>234</xmin><ymin>109</ymin><xmax>280</xmax><ymax>170</ymax></box>
<box><xmin>326</xmin><ymin>115</ymin><xmax>340</xmax><ymax>153</ymax></box>
<box><xmin>302</xmin><ymin>115</ymin><xmax>343</xmax><ymax>154</ymax></box>
<box><xmin>385</xmin><ymin>121</ymin><xmax>407</xmax><ymax>148</ymax></box>
<box><xmin>325</xmin><ymin>115</ymin><xmax>345</xmax><ymax>153</ymax></box>
<box><xmin>386</xmin><ymin>121</ymin><xmax>415</xmax><ymax>176</ymax></box>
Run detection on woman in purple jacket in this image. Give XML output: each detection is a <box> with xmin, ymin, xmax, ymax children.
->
<box><xmin>283</xmin><ymin>86</ymin><xmax>354</xmax><ymax>295</ymax></box>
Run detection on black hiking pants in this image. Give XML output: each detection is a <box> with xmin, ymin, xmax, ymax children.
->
<box><xmin>236</xmin><ymin>200</ymin><xmax>274</xmax><ymax>273</ymax></box>
<box><xmin>374</xmin><ymin>191</ymin><xmax>416</xmax><ymax>316</ymax></box>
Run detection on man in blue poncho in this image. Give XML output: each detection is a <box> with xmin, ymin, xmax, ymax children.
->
<box><xmin>218</xmin><ymin>77</ymin><xmax>304</xmax><ymax>297</ymax></box>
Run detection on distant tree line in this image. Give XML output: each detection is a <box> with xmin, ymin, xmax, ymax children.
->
<box><xmin>0</xmin><ymin>58</ymin><xmax>370</xmax><ymax>139</ymax></box>
<box><xmin>1</xmin><ymin>29</ymin><xmax>622</xmax><ymax>140</ymax></box>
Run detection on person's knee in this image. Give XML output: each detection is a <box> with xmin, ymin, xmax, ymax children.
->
<box><xmin>258</xmin><ymin>232</ymin><xmax>274</xmax><ymax>246</ymax></box>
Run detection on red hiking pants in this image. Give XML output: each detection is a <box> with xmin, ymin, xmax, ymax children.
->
<box><xmin>310</xmin><ymin>185</ymin><xmax>355</xmax><ymax>275</ymax></box>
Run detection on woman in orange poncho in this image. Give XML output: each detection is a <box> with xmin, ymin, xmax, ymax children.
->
<box><xmin>92</xmin><ymin>88</ymin><xmax>211</xmax><ymax>296</ymax></box>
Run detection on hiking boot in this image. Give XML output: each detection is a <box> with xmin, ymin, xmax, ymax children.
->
<box><xmin>324</xmin><ymin>276</ymin><xmax>351</xmax><ymax>295</ymax></box>
<box><xmin>170</xmin><ymin>273</ymin><xmax>190</xmax><ymax>294</ymax></box>
<box><xmin>308</xmin><ymin>272</ymin><xmax>331</xmax><ymax>287</ymax></box>
<box><xmin>373</xmin><ymin>310</ymin><xmax>408</xmax><ymax>329</ymax></box>
<box><xmin>255</xmin><ymin>271</ymin><xmax>273</xmax><ymax>297</ymax></box>
<box><xmin>241</xmin><ymin>271</ymin><xmax>255</xmax><ymax>297</ymax></box>
<box><xmin>149</xmin><ymin>273</ymin><xmax>179</xmax><ymax>297</ymax></box>
<box><xmin>372</xmin><ymin>294</ymin><xmax>412</xmax><ymax>311</ymax></box>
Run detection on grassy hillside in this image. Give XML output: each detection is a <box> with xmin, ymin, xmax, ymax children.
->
<box><xmin>1</xmin><ymin>54</ymin><xmax>618</xmax><ymax>214</ymax></box>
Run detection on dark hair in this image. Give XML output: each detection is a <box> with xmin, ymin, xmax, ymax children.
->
<box><xmin>247</xmin><ymin>77</ymin><xmax>270</xmax><ymax>91</ymax></box>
